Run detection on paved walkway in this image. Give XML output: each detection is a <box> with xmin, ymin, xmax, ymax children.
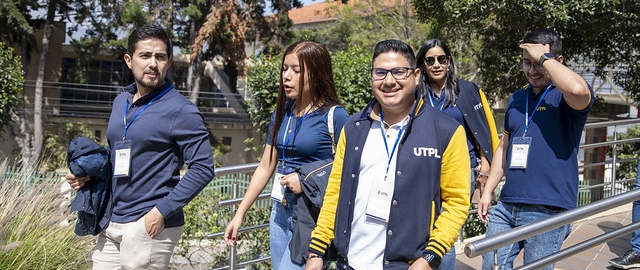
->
<box><xmin>455</xmin><ymin>204</ymin><xmax>636</xmax><ymax>269</ymax></box>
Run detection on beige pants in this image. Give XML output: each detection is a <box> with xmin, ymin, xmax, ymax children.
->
<box><xmin>92</xmin><ymin>217</ymin><xmax>183</xmax><ymax>270</ymax></box>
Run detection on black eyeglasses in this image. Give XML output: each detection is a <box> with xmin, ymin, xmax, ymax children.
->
<box><xmin>424</xmin><ymin>55</ymin><xmax>449</xmax><ymax>66</ymax></box>
<box><xmin>521</xmin><ymin>59</ymin><xmax>546</xmax><ymax>72</ymax></box>
<box><xmin>371</xmin><ymin>67</ymin><xmax>415</xmax><ymax>81</ymax></box>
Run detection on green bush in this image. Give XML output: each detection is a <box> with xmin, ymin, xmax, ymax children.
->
<box><xmin>176</xmin><ymin>184</ymin><xmax>272</xmax><ymax>269</ymax></box>
<box><xmin>608</xmin><ymin>124</ymin><xmax>640</xmax><ymax>185</ymax></box>
<box><xmin>0</xmin><ymin>161</ymin><xmax>93</xmax><ymax>269</ymax></box>
<box><xmin>0</xmin><ymin>42</ymin><xmax>24</xmax><ymax>133</ymax></box>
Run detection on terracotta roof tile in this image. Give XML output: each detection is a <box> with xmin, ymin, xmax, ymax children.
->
<box><xmin>288</xmin><ymin>1</ymin><xmax>340</xmax><ymax>25</ymax></box>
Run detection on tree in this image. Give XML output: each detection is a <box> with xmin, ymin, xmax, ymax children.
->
<box><xmin>1</xmin><ymin>0</ymin><xmax>94</xmax><ymax>168</ymax></box>
<box><xmin>411</xmin><ymin>0</ymin><xmax>640</xmax><ymax>103</ymax></box>
<box><xmin>0</xmin><ymin>43</ymin><xmax>23</xmax><ymax>134</ymax></box>
<box><xmin>191</xmin><ymin>0</ymin><xmax>301</xmax><ymax>100</ymax></box>
<box><xmin>294</xmin><ymin>0</ymin><xmax>432</xmax><ymax>52</ymax></box>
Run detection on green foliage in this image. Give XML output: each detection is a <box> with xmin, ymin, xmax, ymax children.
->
<box><xmin>41</xmin><ymin>121</ymin><xmax>99</xmax><ymax>171</ymax></box>
<box><xmin>609</xmin><ymin>124</ymin><xmax>640</xmax><ymax>183</ymax></box>
<box><xmin>332</xmin><ymin>46</ymin><xmax>374</xmax><ymax>114</ymax></box>
<box><xmin>208</xmin><ymin>130</ymin><xmax>231</xmax><ymax>167</ymax></box>
<box><xmin>462</xmin><ymin>204</ymin><xmax>487</xmax><ymax>239</ymax></box>
<box><xmin>245</xmin><ymin>56</ymin><xmax>282</xmax><ymax>145</ymax></box>
<box><xmin>411</xmin><ymin>0</ymin><xmax>640</xmax><ymax>103</ymax></box>
<box><xmin>0</xmin><ymin>42</ymin><xmax>24</xmax><ymax>132</ymax></box>
<box><xmin>245</xmin><ymin>46</ymin><xmax>372</xmax><ymax>144</ymax></box>
<box><xmin>293</xmin><ymin>0</ymin><xmax>432</xmax><ymax>52</ymax></box>
<box><xmin>177</xmin><ymin>185</ymin><xmax>271</xmax><ymax>269</ymax></box>
<box><xmin>0</xmin><ymin>164</ymin><xmax>93</xmax><ymax>269</ymax></box>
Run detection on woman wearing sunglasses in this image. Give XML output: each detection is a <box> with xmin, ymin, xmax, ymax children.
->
<box><xmin>416</xmin><ymin>39</ymin><xmax>500</xmax><ymax>270</ymax></box>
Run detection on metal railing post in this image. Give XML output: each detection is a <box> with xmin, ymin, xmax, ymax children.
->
<box><xmin>229</xmin><ymin>177</ymin><xmax>238</xmax><ymax>270</ymax></box>
<box><xmin>611</xmin><ymin>129</ymin><xmax>618</xmax><ymax>196</ymax></box>
<box><xmin>492</xmin><ymin>250</ymin><xmax>502</xmax><ymax>270</ymax></box>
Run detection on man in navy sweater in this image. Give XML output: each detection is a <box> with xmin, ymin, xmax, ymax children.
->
<box><xmin>66</xmin><ymin>25</ymin><xmax>215</xmax><ymax>269</ymax></box>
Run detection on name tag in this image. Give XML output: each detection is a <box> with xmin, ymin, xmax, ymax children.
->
<box><xmin>510</xmin><ymin>137</ymin><xmax>532</xmax><ymax>169</ymax></box>
<box><xmin>365</xmin><ymin>176</ymin><xmax>394</xmax><ymax>222</ymax></box>
<box><xmin>270</xmin><ymin>172</ymin><xmax>285</xmax><ymax>202</ymax></box>
<box><xmin>113</xmin><ymin>140</ymin><xmax>132</xmax><ymax>177</ymax></box>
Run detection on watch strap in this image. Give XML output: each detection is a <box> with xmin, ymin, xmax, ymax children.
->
<box><xmin>539</xmin><ymin>53</ymin><xmax>555</xmax><ymax>66</ymax></box>
<box><xmin>422</xmin><ymin>250</ymin><xmax>442</xmax><ymax>269</ymax></box>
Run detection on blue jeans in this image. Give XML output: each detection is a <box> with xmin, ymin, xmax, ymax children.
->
<box><xmin>269</xmin><ymin>192</ymin><xmax>304</xmax><ymax>270</ymax></box>
<box><xmin>481</xmin><ymin>202</ymin><xmax>571</xmax><ymax>270</ymax></box>
<box><xmin>439</xmin><ymin>169</ymin><xmax>476</xmax><ymax>270</ymax></box>
<box><xmin>631</xmin><ymin>159</ymin><xmax>640</xmax><ymax>252</ymax></box>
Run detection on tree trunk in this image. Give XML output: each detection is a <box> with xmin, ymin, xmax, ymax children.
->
<box><xmin>188</xmin><ymin>20</ymin><xmax>202</xmax><ymax>104</ymax></box>
<box><xmin>20</xmin><ymin>0</ymin><xmax>56</xmax><ymax>169</ymax></box>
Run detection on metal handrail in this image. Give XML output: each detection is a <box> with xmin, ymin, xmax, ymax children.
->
<box><xmin>516</xmin><ymin>222</ymin><xmax>640</xmax><ymax>270</ymax></box>
<box><xmin>464</xmin><ymin>189</ymin><xmax>640</xmax><ymax>268</ymax></box>
<box><xmin>206</xmin><ymin>118</ymin><xmax>639</xmax><ymax>269</ymax></box>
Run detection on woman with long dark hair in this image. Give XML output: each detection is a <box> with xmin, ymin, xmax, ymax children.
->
<box><xmin>416</xmin><ymin>38</ymin><xmax>500</xmax><ymax>270</ymax></box>
<box><xmin>224</xmin><ymin>41</ymin><xmax>349</xmax><ymax>269</ymax></box>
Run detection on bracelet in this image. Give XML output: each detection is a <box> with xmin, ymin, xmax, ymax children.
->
<box><xmin>477</xmin><ymin>172</ymin><xmax>489</xmax><ymax>178</ymax></box>
<box><xmin>308</xmin><ymin>254</ymin><xmax>323</xmax><ymax>260</ymax></box>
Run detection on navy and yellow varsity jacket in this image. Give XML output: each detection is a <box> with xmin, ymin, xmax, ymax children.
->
<box><xmin>309</xmin><ymin>93</ymin><xmax>470</xmax><ymax>269</ymax></box>
<box><xmin>456</xmin><ymin>79</ymin><xmax>499</xmax><ymax>160</ymax></box>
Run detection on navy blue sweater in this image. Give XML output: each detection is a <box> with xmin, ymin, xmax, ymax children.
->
<box><xmin>106</xmin><ymin>80</ymin><xmax>215</xmax><ymax>227</ymax></box>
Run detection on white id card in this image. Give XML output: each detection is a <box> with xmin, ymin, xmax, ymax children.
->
<box><xmin>113</xmin><ymin>140</ymin><xmax>132</xmax><ymax>177</ymax></box>
<box><xmin>270</xmin><ymin>172</ymin><xmax>285</xmax><ymax>202</ymax></box>
<box><xmin>510</xmin><ymin>137</ymin><xmax>532</xmax><ymax>169</ymax></box>
<box><xmin>365</xmin><ymin>176</ymin><xmax>395</xmax><ymax>222</ymax></box>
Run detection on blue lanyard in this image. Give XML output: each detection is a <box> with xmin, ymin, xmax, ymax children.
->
<box><xmin>123</xmin><ymin>85</ymin><xmax>173</xmax><ymax>140</ymax></box>
<box><xmin>280</xmin><ymin>103</ymin><xmax>311</xmax><ymax>164</ymax></box>
<box><xmin>524</xmin><ymin>84</ymin><xmax>552</xmax><ymax>137</ymax></box>
<box><xmin>427</xmin><ymin>88</ymin><xmax>445</xmax><ymax>111</ymax></box>
<box><xmin>379</xmin><ymin>112</ymin><xmax>408</xmax><ymax>179</ymax></box>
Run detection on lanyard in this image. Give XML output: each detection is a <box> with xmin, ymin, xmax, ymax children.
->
<box><xmin>280</xmin><ymin>103</ymin><xmax>311</xmax><ymax>165</ymax></box>
<box><xmin>123</xmin><ymin>85</ymin><xmax>173</xmax><ymax>140</ymax></box>
<box><xmin>427</xmin><ymin>88</ymin><xmax>445</xmax><ymax>111</ymax></box>
<box><xmin>524</xmin><ymin>84</ymin><xmax>552</xmax><ymax>137</ymax></box>
<box><xmin>379</xmin><ymin>112</ymin><xmax>408</xmax><ymax>179</ymax></box>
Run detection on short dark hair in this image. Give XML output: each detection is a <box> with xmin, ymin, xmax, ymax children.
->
<box><xmin>127</xmin><ymin>25</ymin><xmax>172</xmax><ymax>58</ymax></box>
<box><xmin>372</xmin><ymin>40</ymin><xmax>416</xmax><ymax>68</ymax></box>
<box><xmin>522</xmin><ymin>28</ymin><xmax>562</xmax><ymax>56</ymax></box>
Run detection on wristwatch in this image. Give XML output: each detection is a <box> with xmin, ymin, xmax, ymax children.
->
<box><xmin>421</xmin><ymin>253</ymin><xmax>439</xmax><ymax>269</ymax></box>
<box><xmin>539</xmin><ymin>53</ymin><xmax>555</xmax><ymax>66</ymax></box>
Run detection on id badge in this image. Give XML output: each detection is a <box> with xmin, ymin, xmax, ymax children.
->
<box><xmin>113</xmin><ymin>140</ymin><xmax>132</xmax><ymax>177</ymax></box>
<box><xmin>365</xmin><ymin>176</ymin><xmax>394</xmax><ymax>222</ymax></box>
<box><xmin>510</xmin><ymin>137</ymin><xmax>532</xmax><ymax>169</ymax></box>
<box><xmin>270</xmin><ymin>172</ymin><xmax>285</xmax><ymax>202</ymax></box>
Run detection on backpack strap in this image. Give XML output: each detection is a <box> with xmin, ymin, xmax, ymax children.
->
<box><xmin>328</xmin><ymin>105</ymin><xmax>337</xmax><ymax>155</ymax></box>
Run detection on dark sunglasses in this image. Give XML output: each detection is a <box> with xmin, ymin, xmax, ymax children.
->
<box><xmin>424</xmin><ymin>55</ymin><xmax>449</xmax><ymax>66</ymax></box>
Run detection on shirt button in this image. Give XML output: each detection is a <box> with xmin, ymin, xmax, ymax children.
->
<box><xmin>354</xmin><ymin>146</ymin><xmax>359</xmax><ymax>151</ymax></box>
<box><xmin>387</xmin><ymin>230</ymin><xmax>393</xmax><ymax>236</ymax></box>
<box><xmin>384</xmin><ymin>260</ymin><xmax>390</xmax><ymax>265</ymax></box>
<box><xmin>396</xmin><ymin>170</ymin><xmax>402</xmax><ymax>176</ymax></box>
<box><xmin>392</xmin><ymin>200</ymin><xmax>398</xmax><ymax>206</ymax></box>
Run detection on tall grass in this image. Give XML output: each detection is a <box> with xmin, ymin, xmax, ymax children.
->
<box><xmin>0</xmin><ymin>160</ymin><xmax>93</xmax><ymax>269</ymax></box>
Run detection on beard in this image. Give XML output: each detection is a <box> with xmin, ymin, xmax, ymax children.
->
<box><xmin>135</xmin><ymin>70</ymin><xmax>165</xmax><ymax>91</ymax></box>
